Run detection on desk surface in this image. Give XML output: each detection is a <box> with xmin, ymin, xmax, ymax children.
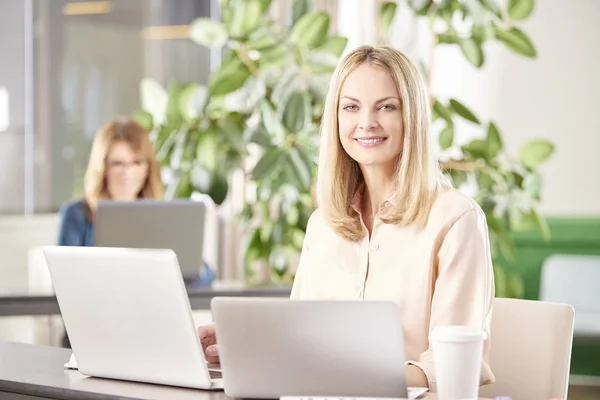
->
<box><xmin>0</xmin><ymin>341</ymin><xmax>493</xmax><ymax>400</ymax></box>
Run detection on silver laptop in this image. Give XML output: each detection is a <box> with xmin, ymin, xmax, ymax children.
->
<box><xmin>95</xmin><ymin>200</ymin><xmax>206</xmax><ymax>283</ymax></box>
<box><xmin>211</xmin><ymin>297</ymin><xmax>429</xmax><ymax>399</ymax></box>
<box><xmin>42</xmin><ymin>246</ymin><xmax>223</xmax><ymax>390</ymax></box>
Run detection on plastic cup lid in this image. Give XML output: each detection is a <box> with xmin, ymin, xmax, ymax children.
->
<box><xmin>429</xmin><ymin>325</ymin><xmax>488</xmax><ymax>343</ymax></box>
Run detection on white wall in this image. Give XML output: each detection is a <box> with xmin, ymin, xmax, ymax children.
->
<box><xmin>340</xmin><ymin>0</ymin><xmax>600</xmax><ymax>216</ymax></box>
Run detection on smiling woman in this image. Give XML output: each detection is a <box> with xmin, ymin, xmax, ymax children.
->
<box><xmin>292</xmin><ymin>45</ymin><xmax>496</xmax><ymax>390</ymax></box>
<box><xmin>318</xmin><ymin>45</ymin><xmax>445</xmax><ymax>239</ymax></box>
<box><xmin>197</xmin><ymin>45</ymin><xmax>497</xmax><ymax>392</ymax></box>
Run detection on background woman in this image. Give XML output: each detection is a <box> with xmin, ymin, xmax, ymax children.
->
<box><xmin>58</xmin><ymin>117</ymin><xmax>214</xmax><ymax>347</ymax></box>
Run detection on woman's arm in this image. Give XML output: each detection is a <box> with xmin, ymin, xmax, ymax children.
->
<box><xmin>406</xmin><ymin>207</ymin><xmax>495</xmax><ymax>390</ymax></box>
<box><xmin>289</xmin><ymin>210</ymin><xmax>318</xmax><ymax>300</ymax></box>
<box><xmin>57</xmin><ymin>203</ymin><xmax>86</xmax><ymax>246</ymax></box>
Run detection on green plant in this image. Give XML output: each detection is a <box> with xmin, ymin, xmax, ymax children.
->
<box><xmin>136</xmin><ymin>0</ymin><xmax>342</xmax><ymax>284</ymax></box>
<box><xmin>136</xmin><ymin>0</ymin><xmax>554</xmax><ymax>295</ymax></box>
<box><xmin>379</xmin><ymin>0</ymin><xmax>553</xmax><ymax>297</ymax></box>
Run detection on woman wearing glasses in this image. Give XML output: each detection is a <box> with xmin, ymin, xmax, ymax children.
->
<box><xmin>57</xmin><ymin>117</ymin><xmax>164</xmax><ymax>248</ymax></box>
<box><xmin>56</xmin><ymin>118</ymin><xmax>214</xmax><ymax>347</ymax></box>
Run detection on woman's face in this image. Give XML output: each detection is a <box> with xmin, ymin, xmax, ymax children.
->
<box><xmin>104</xmin><ymin>141</ymin><xmax>148</xmax><ymax>201</ymax></box>
<box><xmin>338</xmin><ymin>63</ymin><xmax>404</xmax><ymax>171</ymax></box>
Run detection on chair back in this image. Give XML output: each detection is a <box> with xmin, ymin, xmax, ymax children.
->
<box><xmin>479</xmin><ymin>298</ymin><xmax>574</xmax><ymax>400</ymax></box>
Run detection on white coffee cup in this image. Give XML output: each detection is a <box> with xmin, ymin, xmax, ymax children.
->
<box><xmin>429</xmin><ymin>325</ymin><xmax>487</xmax><ymax>400</ymax></box>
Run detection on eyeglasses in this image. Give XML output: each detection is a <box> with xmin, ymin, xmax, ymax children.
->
<box><xmin>106</xmin><ymin>159</ymin><xmax>148</xmax><ymax>171</ymax></box>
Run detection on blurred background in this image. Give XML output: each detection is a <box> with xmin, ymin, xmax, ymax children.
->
<box><xmin>0</xmin><ymin>0</ymin><xmax>598</xmax><ymax>397</ymax></box>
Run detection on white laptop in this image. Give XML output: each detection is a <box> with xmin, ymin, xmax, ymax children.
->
<box><xmin>42</xmin><ymin>246</ymin><xmax>223</xmax><ymax>390</ymax></box>
<box><xmin>211</xmin><ymin>297</ymin><xmax>429</xmax><ymax>399</ymax></box>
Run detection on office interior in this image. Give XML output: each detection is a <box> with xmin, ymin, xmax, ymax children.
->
<box><xmin>0</xmin><ymin>0</ymin><xmax>598</xmax><ymax>399</ymax></box>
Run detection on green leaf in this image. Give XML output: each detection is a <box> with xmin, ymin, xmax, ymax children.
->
<box><xmin>175</xmin><ymin>172</ymin><xmax>194</xmax><ymax>198</ymax></box>
<box><xmin>438</xmin><ymin>33</ymin><xmax>460</xmax><ymax>44</ymax></box>
<box><xmin>165</xmin><ymin>82</ymin><xmax>187</xmax><ymax>127</ymax></box>
<box><xmin>291</xmin><ymin>0</ymin><xmax>311</xmax><ymax>26</ymax></box>
<box><xmin>133</xmin><ymin>110</ymin><xmax>153</xmax><ymax>131</ymax></box>
<box><xmin>379</xmin><ymin>2</ymin><xmax>398</xmax><ymax>39</ymax></box>
<box><xmin>315</xmin><ymin>36</ymin><xmax>348</xmax><ymax>57</ymax></box>
<box><xmin>416</xmin><ymin>0</ymin><xmax>433</xmax><ymax>16</ymax></box>
<box><xmin>185</xmin><ymin>85</ymin><xmax>209</xmax><ymax>120</ymax></box>
<box><xmin>208</xmin><ymin>170</ymin><xmax>229</xmax><ymax>205</ymax></box>
<box><xmin>472</xmin><ymin>25</ymin><xmax>495</xmax><ymax>43</ymax></box>
<box><xmin>439</xmin><ymin>125</ymin><xmax>454</xmax><ymax>150</ymax></box>
<box><xmin>523</xmin><ymin>171</ymin><xmax>542</xmax><ymax>200</ymax></box>
<box><xmin>259</xmin><ymin>0</ymin><xmax>273</xmax><ymax>14</ymax></box>
<box><xmin>290</xmin><ymin>11</ymin><xmax>330</xmax><ymax>49</ymax></box>
<box><xmin>196</xmin><ymin>129</ymin><xmax>218</xmax><ymax>170</ymax></box>
<box><xmin>449</xmin><ymin>170</ymin><xmax>468</xmax><ymax>187</ymax></box>
<box><xmin>462</xmin><ymin>139</ymin><xmax>489</xmax><ymax>161</ymax></box>
<box><xmin>229</xmin><ymin>0</ymin><xmax>262</xmax><ymax>37</ymax></box>
<box><xmin>285</xmin><ymin>147</ymin><xmax>312</xmax><ymax>190</ymax></box>
<box><xmin>208</xmin><ymin>57</ymin><xmax>251</xmax><ymax>96</ymax></box>
<box><xmin>283</xmin><ymin>92</ymin><xmax>310</xmax><ymax>133</ymax></box>
<box><xmin>487</xmin><ymin>122</ymin><xmax>503</xmax><ymax>157</ymax></box>
<box><xmin>189</xmin><ymin>163</ymin><xmax>212</xmax><ymax>194</ymax></box>
<box><xmin>251</xmin><ymin>147</ymin><xmax>286</xmax><ymax>180</ymax></box>
<box><xmin>259</xmin><ymin>45</ymin><xmax>293</xmax><ymax>69</ymax></box>
<box><xmin>480</xmin><ymin>0</ymin><xmax>503</xmax><ymax>19</ymax></box>
<box><xmin>260</xmin><ymin>100</ymin><xmax>286</xmax><ymax>143</ymax></box>
<box><xmin>449</xmin><ymin>99</ymin><xmax>480</xmax><ymax>124</ymax></box>
<box><xmin>189</xmin><ymin>18</ymin><xmax>228</xmax><ymax>47</ymax></box>
<box><xmin>247</xmin><ymin>127</ymin><xmax>272</xmax><ymax>147</ymax></box>
<box><xmin>519</xmin><ymin>139</ymin><xmax>554</xmax><ymax>168</ymax></box>
<box><xmin>459</xmin><ymin>37</ymin><xmax>485</xmax><ymax>68</ymax></box>
<box><xmin>508</xmin><ymin>0</ymin><xmax>535</xmax><ymax>20</ymax></box>
<box><xmin>494</xmin><ymin>26</ymin><xmax>537</xmax><ymax>57</ymax></box>
<box><xmin>169</xmin><ymin>127</ymin><xmax>191</xmax><ymax>169</ymax></box>
<box><xmin>286</xmin><ymin>205</ymin><xmax>300</xmax><ymax>226</ymax></box>
<box><xmin>218</xmin><ymin>118</ymin><xmax>246</xmax><ymax>154</ymax></box>
<box><xmin>433</xmin><ymin>100</ymin><xmax>453</xmax><ymax>124</ymax></box>
<box><xmin>177</xmin><ymin>83</ymin><xmax>202</xmax><ymax>122</ymax></box>
<box><xmin>246</xmin><ymin>28</ymin><xmax>278</xmax><ymax>51</ymax></box>
<box><xmin>476</xmin><ymin>170</ymin><xmax>495</xmax><ymax>191</ymax></box>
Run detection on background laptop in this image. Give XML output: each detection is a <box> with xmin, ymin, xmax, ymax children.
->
<box><xmin>42</xmin><ymin>246</ymin><xmax>222</xmax><ymax>390</ymax></box>
<box><xmin>211</xmin><ymin>297</ymin><xmax>429</xmax><ymax>399</ymax></box>
<box><xmin>95</xmin><ymin>199</ymin><xmax>206</xmax><ymax>283</ymax></box>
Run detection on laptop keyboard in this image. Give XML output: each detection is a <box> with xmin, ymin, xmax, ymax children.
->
<box><xmin>209</xmin><ymin>369</ymin><xmax>222</xmax><ymax>379</ymax></box>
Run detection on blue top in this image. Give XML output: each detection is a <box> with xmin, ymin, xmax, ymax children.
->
<box><xmin>58</xmin><ymin>200</ymin><xmax>95</xmax><ymax>247</ymax></box>
<box><xmin>57</xmin><ymin>199</ymin><xmax>214</xmax><ymax>287</ymax></box>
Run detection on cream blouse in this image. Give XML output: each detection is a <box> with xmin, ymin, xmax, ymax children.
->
<box><xmin>290</xmin><ymin>187</ymin><xmax>495</xmax><ymax>389</ymax></box>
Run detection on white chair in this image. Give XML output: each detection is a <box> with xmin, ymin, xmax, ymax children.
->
<box><xmin>479</xmin><ymin>298</ymin><xmax>574</xmax><ymax>400</ymax></box>
<box><xmin>0</xmin><ymin>213</ymin><xmax>59</xmax><ymax>345</ymax></box>
<box><xmin>540</xmin><ymin>254</ymin><xmax>600</xmax><ymax>340</ymax></box>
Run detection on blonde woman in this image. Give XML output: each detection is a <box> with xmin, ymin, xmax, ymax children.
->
<box><xmin>198</xmin><ymin>45</ymin><xmax>495</xmax><ymax>390</ymax></box>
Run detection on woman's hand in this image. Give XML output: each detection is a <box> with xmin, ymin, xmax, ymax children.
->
<box><xmin>406</xmin><ymin>364</ymin><xmax>429</xmax><ymax>388</ymax></box>
<box><xmin>197</xmin><ymin>324</ymin><xmax>220</xmax><ymax>364</ymax></box>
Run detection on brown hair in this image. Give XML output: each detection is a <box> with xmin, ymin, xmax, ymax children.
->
<box><xmin>83</xmin><ymin>117</ymin><xmax>164</xmax><ymax>220</ymax></box>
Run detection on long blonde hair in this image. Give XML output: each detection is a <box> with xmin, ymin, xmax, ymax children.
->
<box><xmin>83</xmin><ymin>117</ymin><xmax>163</xmax><ymax>219</ymax></box>
<box><xmin>316</xmin><ymin>45</ymin><xmax>449</xmax><ymax>241</ymax></box>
